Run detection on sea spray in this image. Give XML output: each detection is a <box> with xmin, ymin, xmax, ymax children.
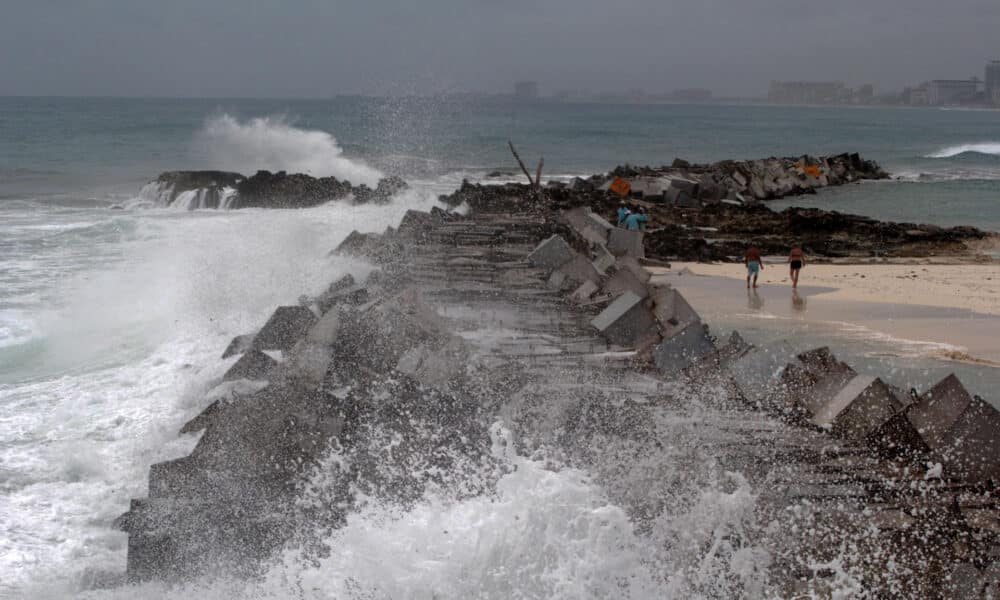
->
<box><xmin>1</xmin><ymin>191</ymin><xmax>440</xmax><ymax>597</ymax></box>
<box><xmin>197</xmin><ymin>115</ymin><xmax>384</xmax><ymax>186</ymax></box>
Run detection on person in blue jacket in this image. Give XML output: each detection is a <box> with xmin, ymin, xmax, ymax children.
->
<box><xmin>616</xmin><ymin>201</ymin><xmax>630</xmax><ymax>227</ymax></box>
<box><xmin>624</xmin><ymin>206</ymin><xmax>648</xmax><ymax>231</ymax></box>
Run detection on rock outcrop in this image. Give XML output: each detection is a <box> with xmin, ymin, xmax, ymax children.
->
<box><xmin>137</xmin><ymin>170</ymin><xmax>408</xmax><ymax>210</ymax></box>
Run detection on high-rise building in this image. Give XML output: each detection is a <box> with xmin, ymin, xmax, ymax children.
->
<box><xmin>926</xmin><ymin>79</ymin><xmax>977</xmax><ymax>105</ymax></box>
<box><xmin>986</xmin><ymin>61</ymin><xmax>1000</xmax><ymax>106</ymax></box>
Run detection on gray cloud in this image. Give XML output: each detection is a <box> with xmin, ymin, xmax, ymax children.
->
<box><xmin>0</xmin><ymin>0</ymin><xmax>997</xmax><ymax>97</ymax></box>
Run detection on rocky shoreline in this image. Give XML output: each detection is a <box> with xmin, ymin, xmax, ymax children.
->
<box><xmin>114</xmin><ymin>180</ymin><xmax>1000</xmax><ymax>595</ymax></box>
<box><xmin>142</xmin><ymin>149</ymin><xmax>993</xmax><ymax>263</ymax></box>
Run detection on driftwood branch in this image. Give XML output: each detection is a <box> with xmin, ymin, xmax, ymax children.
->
<box><xmin>508</xmin><ymin>140</ymin><xmax>535</xmax><ymax>187</ymax></box>
<box><xmin>534</xmin><ymin>157</ymin><xmax>544</xmax><ymax>187</ymax></box>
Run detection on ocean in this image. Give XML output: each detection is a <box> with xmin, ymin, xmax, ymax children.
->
<box><xmin>2</xmin><ymin>96</ymin><xmax>1000</xmax><ymax>598</ymax></box>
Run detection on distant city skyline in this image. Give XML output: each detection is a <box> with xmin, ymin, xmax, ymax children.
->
<box><xmin>1</xmin><ymin>1</ymin><xmax>999</xmax><ymax>99</ymax></box>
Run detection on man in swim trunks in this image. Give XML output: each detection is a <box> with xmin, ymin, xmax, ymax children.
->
<box><xmin>745</xmin><ymin>243</ymin><xmax>763</xmax><ymax>289</ymax></box>
<box><xmin>788</xmin><ymin>244</ymin><xmax>805</xmax><ymax>288</ymax></box>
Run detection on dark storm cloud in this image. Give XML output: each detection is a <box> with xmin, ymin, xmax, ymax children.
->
<box><xmin>0</xmin><ymin>0</ymin><xmax>997</xmax><ymax>97</ymax></box>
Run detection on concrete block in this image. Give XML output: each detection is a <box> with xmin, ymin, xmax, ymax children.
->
<box><xmin>547</xmin><ymin>270</ymin><xmax>574</xmax><ymax>291</ymax></box>
<box><xmin>223</xmin><ymin>349</ymin><xmax>278</xmax><ymax>382</ymax></box>
<box><xmin>318</xmin><ymin>287</ymin><xmax>370</xmax><ymax>315</ymax></box>
<box><xmin>221</xmin><ymin>333</ymin><xmax>255</xmax><ymax>359</ymax></box>
<box><xmin>252</xmin><ymin>306</ymin><xmax>318</xmax><ymax>352</ymax></box>
<box><xmin>615</xmin><ymin>256</ymin><xmax>651</xmax><ymax>284</ymax></box>
<box><xmin>395</xmin><ymin>339</ymin><xmax>466</xmax><ymax>391</ymax></box>
<box><xmin>590</xmin><ymin>291</ymin><xmax>657</xmax><ymax>347</ymax></box>
<box><xmin>665</xmin><ymin>186</ymin><xmax>690</xmax><ymax>205</ymax></box>
<box><xmin>602</xmin><ymin>268</ymin><xmax>650</xmax><ymax>299</ymax></box>
<box><xmin>932</xmin><ymin>395</ymin><xmax>1000</xmax><ymax>483</ymax></box>
<box><xmin>556</xmin><ymin>254</ymin><xmax>602</xmax><ymax>285</ymax></box>
<box><xmin>810</xmin><ymin>375</ymin><xmax>910</xmax><ymax>440</ymax></box>
<box><xmin>683</xmin><ymin>330</ymin><xmax>752</xmax><ymax>379</ymax></box>
<box><xmin>285</xmin><ymin>309</ymin><xmax>342</xmax><ymax>387</ymax></box>
<box><xmin>591</xmin><ymin>244</ymin><xmax>616</xmax><ymax>274</ymax></box>
<box><xmin>906</xmin><ymin>374</ymin><xmax>973</xmax><ymax>450</ymax></box>
<box><xmin>327</xmin><ymin>274</ymin><xmax>355</xmax><ymax>294</ymax></box>
<box><xmin>650</xmin><ymin>286</ymin><xmax>700</xmax><ymax>336</ymax></box>
<box><xmin>725</xmin><ymin>340</ymin><xmax>797</xmax><ymax>405</ymax></box>
<box><xmin>607</xmin><ymin>229</ymin><xmax>645</xmax><ymax>258</ymax></box>
<box><xmin>332</xmin><ymin>230</ymin><xmax>370</xmax><ymax>255</ymax></box>
<box><xmin>866</xmin><ymin>410</ymin><xmax>930</xmax><ymax>458</ymax></box>
<box><xmin>652</xmin><ymin>321</ymin><xmax>715</xmax><ymax>375</ymax></box>
<box><xmin>796</xmin><ymin>369</ymin><xmax>857</xmax><ymax>420</ymax></box>
<box><xmin>561</xmin><ymin>208</ymin><xmax>612</xmax><ymax>247</ymax></box>
<box><xmin>629</xmin><ymin>177</ymin><xmax>672</xmax><ymax>200</ymax></box>
<box><xmin>797</xmin><ymin>347</ymin><xmax>852</xmax><ymax>377</ymax></box>
<box><xmin>570</xmin><ymin>280</ymin><xmax>600</xmax><ymax>304</ymax></box>
<box><xmin>527</xmin><ymin>235</ymin><xmax>576</xmax><ymax>271</ymax></box>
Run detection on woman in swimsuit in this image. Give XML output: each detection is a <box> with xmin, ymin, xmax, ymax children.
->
<box><xmin>788</xmin><ymin>244</ymin><xmax>805</xmax><ymax>288</ymax></box>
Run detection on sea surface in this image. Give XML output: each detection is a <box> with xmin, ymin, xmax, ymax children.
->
<box><xmin>2</xmin><ymin>96</ymin><xmax>1000</xmax><ymax>598</ymax></box>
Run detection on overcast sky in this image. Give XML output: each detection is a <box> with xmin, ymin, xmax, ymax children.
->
<box><xmin>1</xmin><ymin>0</ymin><xmax>998</xmax><ymax>98</ymax></box>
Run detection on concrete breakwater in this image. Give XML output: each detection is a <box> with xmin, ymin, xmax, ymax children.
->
<box><xmin>116</xmin><ymin>201</ymin><xmax>1000</xmax><ymax>596</ymax></box>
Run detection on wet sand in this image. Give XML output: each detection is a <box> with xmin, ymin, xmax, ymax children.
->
<box><xmin>650</xmin><ymin>266</ymin><xmax>1000</xmax><ymax>367</ymax></box>
<box><xmin>667</xmin><ymin>261</ymin><xmax>1000</xmax><ymax>316</ymax></box>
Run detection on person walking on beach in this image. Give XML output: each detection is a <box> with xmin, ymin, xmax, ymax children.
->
<box><xmin>745</xmin><ymin>243</ymin><xmax>763</xmax><ymax>288</ymax></box>
<box><xmin>617</xmin><ymin>201</ymin><xmax>630</xmax><ymax>227</ymax></box>
<box><xmin>788</xmin><ymin>244</ymin><xmax>805</xmax><ymax>288</ymax></box>
<box><xmin>624</xmin><ymin>206</ymin><xmax>648</xmax><ymax>231</ymax></box>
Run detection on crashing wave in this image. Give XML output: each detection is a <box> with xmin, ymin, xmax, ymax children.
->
<box><xmin>198</xmin><ymin>114</ymin><xmax>384</xmax><ymax>187</ymax></box>
<box><xmin>925</xmin><ymin>142</ymin><xmax>1000</xmax><ymax>159</ymax></box>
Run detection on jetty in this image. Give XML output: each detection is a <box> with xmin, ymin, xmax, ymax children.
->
<box><xmin>116</xmin><ymin>167</ymin><xmax>1000</xmax><ymax>597</ymax></box>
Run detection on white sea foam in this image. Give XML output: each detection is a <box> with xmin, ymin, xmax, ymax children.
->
<box><xmin>0</xmin><ymin>190</ymin><xmax>442</xmax><ymax>597</ymax></box>
<box><xmin>198</xmin><ymin>114</ymin><xmax>384</xmax><ymax>186</ymax></box>
<box><xmin>925</xmin><ymin>142</ymin><xmax>1000</xmax><ymax>159</ymax></box>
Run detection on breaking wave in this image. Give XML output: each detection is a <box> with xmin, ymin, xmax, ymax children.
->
<box><xmin>198</xmin><ymin>115</ymin><xmax>383</xmax><ymax>186</ymax></box>
<box><xmin>925</xmin><ymin>142</ymin><xmax>1000</xmax><ymax>159</ymax></box>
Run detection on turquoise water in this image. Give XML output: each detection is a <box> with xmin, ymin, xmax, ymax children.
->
<box><xmin>2</xmin><ymin>97</ymin><xmax>1000</xmax><ymax>598</ymax></box>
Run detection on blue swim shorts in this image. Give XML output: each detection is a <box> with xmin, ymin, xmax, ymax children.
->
<box><xmin>747</xmin><ymin>261</ymin><xmax>760</xmax><ymax>275</ymax></box>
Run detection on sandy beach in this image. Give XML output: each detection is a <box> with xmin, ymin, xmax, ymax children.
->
<box><xmin>668</xmin><ymin>261</ymin><xmax>1000</xmax><ymax>316</ymax></box>
<box><xmin>648</xmin><ymin>262</ymin><xmax>1000</xmax><ymax>387</ymax></box>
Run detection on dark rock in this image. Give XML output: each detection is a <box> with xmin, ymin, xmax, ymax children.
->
<box><xmin>231</xmin><ymin>170</ymin><xmax>354</xmax><ymax>209</ymax></box>
<box><xmin>353</xmin><ymin>176</ymin><xmax>408</xmax><ymax>204</ymax></box>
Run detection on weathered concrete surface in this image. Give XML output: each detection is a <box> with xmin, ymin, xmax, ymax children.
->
<box><xmin>724</xmin><ymin>341</ymin><xmax>797</xmax><ymax>407</ymax></box>
<box><xmin>251</xmin><ymin>306</ymin><xmax>318</xmax><ymax>352</ymax></box>
<box><xmin>118</xmin><ymin>205</ymin><xmax>1000</xmax><ymax>597</ymax></box>
<box><xmin>590</xmin><ymin>291</ymin><xmax>657</xmax><ymax>347</ymax></box>
<box><xmin>560</xmin><ymin>207</ymin><xmax>612</xmax><ymax>247</ymax></box>
<box><xmin>526</xmin><ymin>234</ymin><xmax>576</xmax><ymax>271</ymax></box>
<box><xmin>810</xmin><ymin>375</ymin><xmax>910</xmax><ymax>440</ymax></box>
<box><xmin>607</xmin><ymin>228</ymin><xmax>645</xmax><ymax>258</ymax></box>
<box><xmin>601</xmin><ymin>267</ymin><xmax>650</xmax><ymax>299</ymax></box>
<box><xmin>221</xmin><ymin>333</ymin><xmax>255</xmax><ymax>359</ymax></box>
<box><xmin>652</xmin><ymin>321</ymin><xmax>715</xmax><ymax>374</ymax></box>
<box><xmin>223</xmin><ymin>349</ymin><xmax>278</xmax><ymax>382</ymax></box>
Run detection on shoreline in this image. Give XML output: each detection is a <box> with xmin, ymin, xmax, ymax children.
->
<box><xmin>656</xmin><ymin>263</ymin><xmax>1000</xmax><ymax>372</ymax></box>
<box><xmin>667</xmin><ymin>261</ymin><xmax>1000</xmax><ymax>316</ymax></box>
